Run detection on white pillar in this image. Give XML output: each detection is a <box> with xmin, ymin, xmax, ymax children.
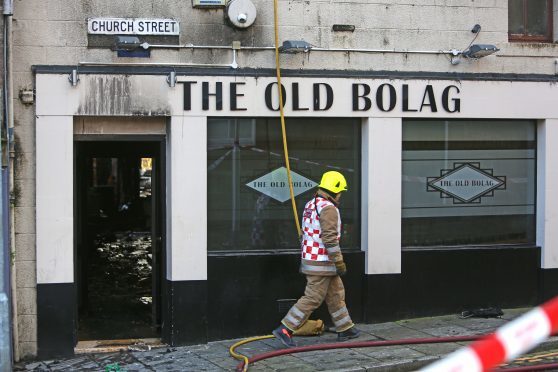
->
<box><xmin>167</xmin><ymin>116</ymin><xmax>207</xmax><ymax>281</ymax></box>
<box><xmin>36</xmin><ymin>116</ymin><xmax>74</xmax><ymax>284</ymax></box>
<box><xmin>362</xmin><ymin>117</ymin><xmax>402</xmax><ymax>275</ymax></box>
<box><xmin>537</xmin><ymin>119</ymin><xmax>558</xmax><ymax>268</ymax></box>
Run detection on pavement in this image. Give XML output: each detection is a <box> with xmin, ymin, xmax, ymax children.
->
<box><xmin>14</xmin><ymin>307</ymin><xmax>558</xmax><ymax>371</ymax></box>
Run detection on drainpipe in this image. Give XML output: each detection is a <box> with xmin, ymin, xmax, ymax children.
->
<box><xmin>2</xmin><ymin>0</ymin><xmax>15</xmax><ymax>368</ymax></box>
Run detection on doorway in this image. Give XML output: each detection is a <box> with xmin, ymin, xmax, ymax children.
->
<box><xmin>75</xmin><ymin>139</ymin><xmax>165</xmax><ymax>341</ymax></box>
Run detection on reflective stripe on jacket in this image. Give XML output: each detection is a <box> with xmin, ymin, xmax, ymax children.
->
<box><xmin>300</xmin><ymin>191</ymin><xmax>343</xmax><ymax>276</ymax></box>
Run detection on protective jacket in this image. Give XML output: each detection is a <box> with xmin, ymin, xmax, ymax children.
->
<box><xmin>281</xmin><ymin>189</ymin><xmax>354</xmax><ymax>333</ymax></box>
<box><xmin>300</xmin><ymin>190</ymin><xmax>344</xmax><ymax>276</ymax></box>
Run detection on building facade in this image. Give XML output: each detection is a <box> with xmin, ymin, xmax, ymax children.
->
<box><xmin>7</xmin><ymin>0</ymin><xmax>558</xmax><ymax>360</ymax></box>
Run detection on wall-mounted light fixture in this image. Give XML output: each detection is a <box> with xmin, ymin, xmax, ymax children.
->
<box><xmin>450</xmin><ymin>24</ymin><xmax>499</xmax><ymax>65</ymax></box>
<box><xmin>462</xmin><ymin>44</ymin><xmax>500</xmax><ymax>59</ymax></box>
<box><xmin>167</xmin><ymin>71</ymin><xmax>177</xmax><ymax>88</ymax></box>
<box><xmin>68</xmin><ymin>69</ymin><xmax>79</xmax><ymax>86</ymax></box>
<box><xmin>113</xmin><ymin>36</ymin><xmax>141</xmax><ymax>51</ymax></box>
<box><xmin>278</xmin><ymin>40</ymin><xmax>312</xmax><ymax>54</ymax></box>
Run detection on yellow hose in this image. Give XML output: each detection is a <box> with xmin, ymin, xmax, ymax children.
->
<box><xmin>273</xmin><ymin>0</ymin><xmax>301</xmax><ymax>238</ymax></box>
<box><xmin>228</xmin><ymin>3</ymin><xmax>303</xmax><ymax>372</ymax></box>
<box><xmin>229</xmin><ymin>335</ymin><xmax>274</xmax><ymax>372</ymax></box>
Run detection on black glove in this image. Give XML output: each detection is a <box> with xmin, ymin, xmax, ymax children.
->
<box><xmin>335</xmin><ymin>261</ymin><xmax>347</xmax><ymax>276</ymax></box>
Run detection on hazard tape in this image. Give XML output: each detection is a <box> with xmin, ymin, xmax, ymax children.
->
<box><xmin>420</xmin><ymin>296</ymin><xmax>558</xmax><ymax>372</ymax></box>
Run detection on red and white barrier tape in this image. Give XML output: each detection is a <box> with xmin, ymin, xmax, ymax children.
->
<box><xmin>420</xmin><ymin>296</ymin><xmax>558</xmax><ymax>372</ymax></box>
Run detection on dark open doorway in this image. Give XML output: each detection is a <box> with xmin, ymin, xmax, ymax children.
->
<box><xmin>75</xmin><ymin>138</ymin><xmax>165</xmax><ymax>341</ymax></box>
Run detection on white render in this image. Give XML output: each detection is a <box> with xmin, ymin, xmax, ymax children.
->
<box><xmin>168</xmin><ymin>116</ymin><xmax>208</xmax><ymax>281</ymax></box>
<box><xmin>538</xmin><ymin>120</ymin><xmax>558</xmax><ymax>269</ymax></box>
<box><xmin>362</xmin><ymin>117</ymin><xmax>402</xmax><ymax>275</ymax></box>
<box><xmin>36</xmin><ymin>74</ymin><xmax>558</xmax><ymax>119</ymax></box>
<box><xmin>36</xmin><ymin>117</ymin><xmax>74</xmax><ymax>284</ymax></box>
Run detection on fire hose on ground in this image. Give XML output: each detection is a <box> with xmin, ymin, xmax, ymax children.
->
<box><xmin>229</xmin><ymin>296</ymin><xmax>558</xmax><ymax>371</ymax></box>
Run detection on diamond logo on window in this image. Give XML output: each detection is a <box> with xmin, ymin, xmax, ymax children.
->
<box><xmin>246</xmin><ymin>167</ymin><xmax>318</xmax><ymax>203</ymax></box>
<box><xmin>427</xmin><ymin>163</ymin><xmax>506</xmax><ymax>203</ymax></box>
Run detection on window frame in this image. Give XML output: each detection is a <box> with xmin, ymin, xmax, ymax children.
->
<box><xmin>508</xmin><ymin>0</ymin><xmax>553</xmax><ymax>43</ymax></box>
<box><xmin>206</xmin><ymin>116</ymin><xmax>363</xmax><ymax>254</ymax></box>
<box><xmin>401</xmin><ymin>118</ymin><xmax>537</xmax><ymax>249</ymax></box>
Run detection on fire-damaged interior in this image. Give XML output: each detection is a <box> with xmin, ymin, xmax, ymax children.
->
<box><xmin>74</xmin><ymin>139</ymin><xmax>165</xmax><ymax>341</ymax></box>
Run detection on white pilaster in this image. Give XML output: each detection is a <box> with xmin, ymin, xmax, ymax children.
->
<box><xmin>362</xmin><ymin>117</ymin><xmax>402</xmax><ymax>275</ymax></box>
<box><xmin>538</xmin><ymin>119</ymin><xmax>558</xmax><ymax>268</ymax></box>
<box><xmin>36</xmin><ymin>116</ymin><xmax>74</xmax><ymax>284</ymax></box>
<box><xmin>167</xmin><ymin>116</ymin><xmax>207</xmax><ymax>281</ymax></box>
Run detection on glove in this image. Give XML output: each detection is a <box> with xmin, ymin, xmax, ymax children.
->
<box><xmin>334</xmin><ymin>261</ymin><xmax>347</xmax><ymax>276</ymax></box>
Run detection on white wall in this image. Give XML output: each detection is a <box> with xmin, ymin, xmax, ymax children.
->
<box><xmin>36</xmin><ymin>74</ymin><xmax>558</xmax><ymax>120</ymax></box>
<box><xmin>538</xmin><ymin>119</ymin><xmax>558</xmax><ymax>269</ymax></box>
<box><xmin>36</xmin><ymin>116</ymin><xmax>74</xmax><ymax>284</ymax></box>
<box><xmin>362</xmin><ymin>117</ymin><xmax>402</xmax><ymax>275</ymax></box>
<box><xmin>167</xmin><ymin>116</ymin><xmax>207</xmax><ymax>281</ymax></box>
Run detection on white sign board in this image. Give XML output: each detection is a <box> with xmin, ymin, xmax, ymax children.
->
<box><xmin>246</xmin><ymin>167</ymin><xmax>317</xmax><ymax>203</ymax></box>
<box><xmin>428</xmin><ymin>163</ymin><xmax>505</xmax><ymax>203</ymax></box>
<box><xmin>87</xmin><ymin>18</ymin><xmax>180</xmax><ymax>35</ymax></box>
<box><xmin>193</xmin><ymin>0</ymin><xmax>226</xmax><ymax>6</ymax></box>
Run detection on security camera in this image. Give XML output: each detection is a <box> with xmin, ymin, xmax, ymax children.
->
<box><xmin>237</xmin><ymin>13</ymin><xmax>248</xmax><ymax>23</ymax></box>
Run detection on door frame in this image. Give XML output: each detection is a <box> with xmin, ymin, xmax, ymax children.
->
<box><xmin>73</xmin><ymin>135</ymin><xmax>167</xmax><ymax>341</ymax></box>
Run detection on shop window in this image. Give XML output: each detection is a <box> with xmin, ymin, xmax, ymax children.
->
<box><xmin>402</xmin><ymin>120</ymin><xmax>536</xmax><ymax>247</ymax></box>
<box><xmin>509</xmin><ymin>0</ymin><xmax>553</xmax><ymax>42</ymax></box>
<box><xmin>207</xmin><ymin>117</ymin><xmax>361</xmax><ymax>252</ymax></box>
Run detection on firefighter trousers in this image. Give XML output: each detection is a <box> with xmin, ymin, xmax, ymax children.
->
<box><xmin>282</xmin><ymin>274</ymin><xmax>354</xmax><ymax>332</ymax></box>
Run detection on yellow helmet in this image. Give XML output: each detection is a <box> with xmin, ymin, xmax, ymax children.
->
<box><xmin>319</xmin><ymin>171</ymin><xmax>348</xmax><ymax>194</ymax></box>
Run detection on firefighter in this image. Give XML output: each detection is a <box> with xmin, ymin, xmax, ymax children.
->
<box><xmin>272</xmin><ymin>171</ymin><xmax>360</xmax><ymax>348</ymax></box>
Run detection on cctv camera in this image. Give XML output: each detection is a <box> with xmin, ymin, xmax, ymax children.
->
<box><xmin>237</xmin><ymin>13</ymin><xmax>248</xmax><ymax>23</ymax></box>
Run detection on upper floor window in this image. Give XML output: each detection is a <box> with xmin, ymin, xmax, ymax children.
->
<box><xmin>509</xmin><ymin>0</ymin><xmax>553</xmax><ymax>42</ymax></box>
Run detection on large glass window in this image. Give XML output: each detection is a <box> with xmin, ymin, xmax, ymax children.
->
<box><xmin>402</xmin><ymin>120</ymin><xmax>536</xmax><ymax>247</ymax></box>
<box><xmin>207</xmin><ymin>118</ymin><xmax>361</xmax><ymax>252</ymax></box>
<box><xmin>509</xmin><ymin>0</ymin><xmax>553</xmax><ymax>42</ymax></box>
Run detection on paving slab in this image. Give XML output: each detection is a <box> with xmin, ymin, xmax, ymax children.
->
<box><xmin>290</xmin><ymin>347</ymin><xmax>376</xmax><ymax>369</ymax></box>
<box><xmin>448</xmin><ymin>316</ymin><xmax>507</xmax><ymax>331</ymax></box>
<box><xmin>366</xmin><ymin>323</ymin><xmax>432</xmax><ymax>341</ymax></box>
<box><xmin>396</xmin><ymin>317</ymin><xmax>453</xmax><ymax>331</ymax></box>
<box><xmin>262</xmin><ymin>354</ymin><xmax>316</xmax><ymax>371</ymax></box>
<box><xmin>353</xmin><ymin>345</ymin><xmax>426</xmax><ymax>363</ymax></box>
<box><xmin>406</xmin><ymin>341</ymin><xmax>462</xmax><ymax>356</ymax></box>
<box><xmin>419</xmin><ymin>325</ymin><xmax>476</xmax><ymax>337</ymax></box>
<box><xmin>367</xmin><ymin>355</ymin><xmax>439</xmax><ymax>372</ymax></box>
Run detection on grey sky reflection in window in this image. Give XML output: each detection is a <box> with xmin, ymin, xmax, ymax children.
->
<box><xmin>402</xmin><ymin>119</ymin><xmax>536</xmax><ymax>247</ymax></box>
<box><xmin>207</xmin><ymin>117</ymin><xmax>361</xmax><ymax>252</ymax></box>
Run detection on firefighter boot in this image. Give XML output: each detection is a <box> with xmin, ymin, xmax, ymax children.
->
<box><xmin>273</xmin><ymin>324</ymin><xmax>297</xmax><ymax>348</ymax></box>
<box><xmin>337</xmin><ymin>326</ymin><xmax>360</xmax><ymax>341</ymax></box>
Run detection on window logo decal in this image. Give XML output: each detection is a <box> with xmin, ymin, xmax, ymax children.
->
<box><xmin>427</xmin><ymin>163</ymin><xmax>506</xmax><ymax>204</ymax></box>
<box><xmin>246</xmin><ymin>167</ymin><xmax>317</xmax><ymax>203</ymax></box>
